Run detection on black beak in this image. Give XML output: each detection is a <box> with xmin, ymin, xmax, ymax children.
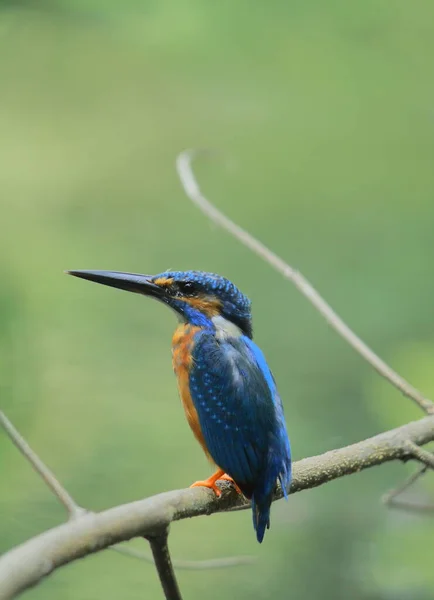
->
<box><xmin>66</xmin><ymin>270</ymin><xmax>164</xmax><ymax>299</ymax></box>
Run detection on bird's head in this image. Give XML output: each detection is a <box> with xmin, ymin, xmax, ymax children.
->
<box><xmin>67</xmin><ymin>269</ymin><xmax>253</xmax><ymax>337</ymax></box>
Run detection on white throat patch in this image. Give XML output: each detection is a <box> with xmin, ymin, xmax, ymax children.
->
<box><xmin>212</xmin><ymin>315</ymin><xmax>243</xmax><ymax>340</ymax></box>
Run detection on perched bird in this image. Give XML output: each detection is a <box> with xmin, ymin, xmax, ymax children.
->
<box><xmin>67</xmin><ymin>269</ymin><xmax>291</xmax><ymax>542</ymax></box>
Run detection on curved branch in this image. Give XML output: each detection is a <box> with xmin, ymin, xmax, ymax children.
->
<box><xmin>175</xmin><ymin>150</ymin><xmax>434</xmax><ymax>415</ymax></box>
<box><xmin>1</xmin><ymin>414</ymin><xmax>433</xmax><ymax>599</ymax></box>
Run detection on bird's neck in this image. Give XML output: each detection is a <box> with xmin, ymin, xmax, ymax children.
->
<box><xmin>180</xmin><ymin>305</ymin><xmax>215</xmax><ymax>329</ymax></box>
<box><xmin>178</xmin><ymin>305</ymin><xmax>251</xmax><ymax>338</ymax></box>
<box><xmin>176</xmin><ymin>312</ymin><xmax>244</xmax><ymax>341</ymax></box>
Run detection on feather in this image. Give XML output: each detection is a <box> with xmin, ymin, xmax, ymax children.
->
<box><xmin>188</xmin><ymin>330</ymin><xmax>291</xmax><ymax>542</ymax></box>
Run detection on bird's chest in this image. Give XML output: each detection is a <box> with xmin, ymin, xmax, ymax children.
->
<box><xmin>171</xmin><ymin>325</ymin><xmax>208</xmax><ymax>450</ymax></box>
<box><xmin>171</xmin><ymin>324</ymin><xmax>200</xmax><ymax>377</ymax></box>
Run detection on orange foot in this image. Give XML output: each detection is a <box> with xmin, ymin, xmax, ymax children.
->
<box><xmin>190</xmin><ymin>469</ymin><xmax>242</xmax><ymax>497</ymax></box>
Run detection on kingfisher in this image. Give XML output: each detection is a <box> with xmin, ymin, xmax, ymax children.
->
<box><xmin>67</xmin><ymin>269</ymin><xmax>291</xmax><ymax>543</ymax></box>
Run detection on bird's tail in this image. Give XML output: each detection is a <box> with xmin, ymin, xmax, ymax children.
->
<box><xmin>251</xmin><ymin>450</ymin><xmax>291</xmax><ymax>543</ymax></box>
<box><xmin>251</xmin><ymin>492</ymin><xmax>272</xmax><ymax>544</ymax></box>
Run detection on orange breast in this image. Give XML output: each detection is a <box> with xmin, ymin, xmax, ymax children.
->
<box><xmin>172</xmin><ymin>324</ymin><xmax>212</xmax><ymax>460</ymax></box>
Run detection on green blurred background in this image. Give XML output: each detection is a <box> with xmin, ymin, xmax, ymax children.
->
<box><xmin>1</xmin><ymin>1</ymin><xmax>434</xmax><ymax>598</ymax></box>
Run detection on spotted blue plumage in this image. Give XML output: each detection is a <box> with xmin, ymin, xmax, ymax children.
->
<box><xmin>189</xmin><ymin>330</ymin><xmax>291</xmax><ymax>543</ymax></box>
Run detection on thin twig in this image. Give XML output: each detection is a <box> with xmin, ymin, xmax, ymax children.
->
<box><xmin>387</xmin><ymin>499</ymin><xmax>434</xmax><ymax>514</ymax></box>
<box><xmin>404</xmin><ymin>440</ymin><xmax>434</xmax><ymax>469</ymax></box>
<box><xmin>383</xmin><ymin>464</ymin><xmax>427</xmax><ymax>500</ymax></box>
<box><xmin>0</xmin><ymin>413</ymin><xmax>433</xmax><ymax>599</ymax></box>
<box><xmin>176</xmin><ymin>149</ymin><xmax>434</xmax><ymax>415</ymax></box>
<box><xmin>0</xmin><ymin>410</ymin><xmax>85</xmax><ymax>520</ymax></box>
<box><xmin>146</xmin><ymin>532</ymin><xmax>183</xmax><ymax>600</ymax></box>
<box><xmin>382</xmin><ymin>466</ymin><xmax>434</xmax><ymax>514</ymax></box>
<box><xmin>112</xmin><ymin>543</ymin><xmax>255</xmax><ymax>569</ymax></box>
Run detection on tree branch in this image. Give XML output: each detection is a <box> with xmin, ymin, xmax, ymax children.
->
<box><xmin>0</xmin><ymin>408</ymin><xmax>252</xmax><ymax>580</ymax></box>
<box><xmin>0</xmin><ymin>411</ymin><xmax>85</xmax><ymax>520</ymax></box>
<box><xmin>146</xmin><ymin>531</ymin><xmax>183</xmax><ymax>600</ymax></box>
<box><xmin>1</xmin><ymin>414</ymin><xmax>433</xmax><ymax>599</ymax></box>
<box><xmin>175</xmin><ymin>150</ymin><xmax>434</xmax><ymax>415</ymax></box>
<box><xmin>404</xmin><ymin>440</ymin><xmax>434</xmax><ymax>469</ymax></box>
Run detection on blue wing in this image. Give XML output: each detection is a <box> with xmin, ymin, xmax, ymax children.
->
<box><xmin>242</xmin><ymin>336</ymin><xmax>292</xmax><ymax>496</ymax></box>
<box><xmin>189</xmin><ymin>331</ymin><xmax>291</xmax><ymax>496</ymax></box>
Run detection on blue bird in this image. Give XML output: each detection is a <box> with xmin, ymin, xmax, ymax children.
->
<box><xmin>67</xmin><ymin>269</ymin><xmax>292</xmax><ymax>543</ymax></box>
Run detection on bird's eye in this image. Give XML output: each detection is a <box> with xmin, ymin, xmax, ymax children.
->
<box><xmin>177</xmin><ymin>281</ymin><xmax>196</xmax><ymax>295</ymax></box>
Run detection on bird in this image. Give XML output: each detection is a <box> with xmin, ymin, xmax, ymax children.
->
<box><xmin>67</xmin><ymin>269</ymin><xmax>291</xmax><ymax>543</ymax></box>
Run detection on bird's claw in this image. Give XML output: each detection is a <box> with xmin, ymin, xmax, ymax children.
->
<box><xmin>190</xmin><ymin>470</ymin><xmax>243</xmax><ymax>497</ymax></box>
<box><xmin>190</xmin><ymin>478</ymin><xmax>223</xmax><ymax>497</ymax></box>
